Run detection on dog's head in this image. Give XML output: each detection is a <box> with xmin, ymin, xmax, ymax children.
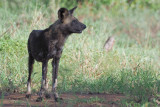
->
<box><xmin>58</xmin><ymin>6</ymin><xmax>86</xmax><ymax>34</ymax></box>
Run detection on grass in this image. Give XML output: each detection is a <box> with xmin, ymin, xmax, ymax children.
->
<box><xmin>59</xmin><ymin>96</ymin><xmax>105</xmax><ymax>106</ymax></box>
<box><xmin>0</xmin><ymin>93</ymin><xmax>4</xmax><ymax>107</ymax></box>
<box><xmin>0</xmin><ymin>0</ymin><xmax>160</xmax><ymax>106</ymax></box>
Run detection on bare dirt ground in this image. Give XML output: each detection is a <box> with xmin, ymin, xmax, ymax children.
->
<box><xmin>0</xmin><ymin>93</ymin><xmax>125</xmax><ymax>107</ymax></box>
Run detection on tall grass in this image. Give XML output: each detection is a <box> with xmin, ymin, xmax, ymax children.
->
<box><xmin>0</xmin><ymin>0</ymin><xmax>160</xmax><ymax>105</ymax></box>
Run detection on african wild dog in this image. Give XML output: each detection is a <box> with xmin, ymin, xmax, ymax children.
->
<box><xmin>26</xmin><ymin>6</ymin><xmax>86</xmax><ymax>102</ymax></box>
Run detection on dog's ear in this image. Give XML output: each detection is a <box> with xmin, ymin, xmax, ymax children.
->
<box><xmin>69</xmin><ymin>6</ymin><xmax>77</xmax><ymax>14</ymax></box>
<box><xmin>58</xmin><ymin>8</ymin><xmax>69</xmax><ymax>22</ymax></box>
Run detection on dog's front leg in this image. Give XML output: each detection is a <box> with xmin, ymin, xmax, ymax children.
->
<box><xmin>36</xmin><ymin>60</ymin><xmax>48</xmax><ymax>102</ymax></box>
<box><xmin>52</xmin><ymin>56</ymin><xmax>62</xmax><ymax>102</ymax></box>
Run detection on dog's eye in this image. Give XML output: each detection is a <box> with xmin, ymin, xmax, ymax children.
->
<box><xmin>72</xmin><ymin>20</ymin><xmax>76</xmax><ymax>23</ymax></box>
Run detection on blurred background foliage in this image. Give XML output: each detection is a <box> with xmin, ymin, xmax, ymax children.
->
<box><xmin>0</xmin><ymin>0</ymin><xmax>160</xmax><ymax>11</ymax></box>
<box><xmin>0</xmin><ymin>0</ymin><xmax>160</xmax><ymax>105</ymax></box>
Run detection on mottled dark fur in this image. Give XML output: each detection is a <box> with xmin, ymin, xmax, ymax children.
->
<box><xmin>26</xmin><ymin>6</ymin><xmax>86</xmax><ymax>102</ymax></box>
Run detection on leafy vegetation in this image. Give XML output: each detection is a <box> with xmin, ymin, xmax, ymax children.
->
<box><xmin>0</xmin><ymin>0</ymin><xmax>160</xmax><ymax>106</ymax></box>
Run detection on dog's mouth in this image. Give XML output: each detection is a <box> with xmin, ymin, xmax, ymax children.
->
<box><xmin>77</xmin><ymin>30</ymin><xmax>82</xmax><ymax>33</ymax></box>
<box><xmin>75</xmin><ymin>29</ymin><xmax>82</xmax><ymax>33</ymax></box>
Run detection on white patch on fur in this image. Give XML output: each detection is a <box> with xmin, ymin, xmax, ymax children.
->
<box><xmin>41</xmin><ymin>79</ymin><xmax>45</xmax><ymax>87</ymax></box>
<box><xmin>41</xmin><ymin>79</ymin><xmax>48</xmax><ymax>90</ymax></box>
<box><xmin>43</xmin><ymin>66</ymin><xmax>46</xmax><ymax>71</ymax></box>
<box><xmin>53</xmin><ymin>50</ymin><xmax>57</xmax><ymax>54</ymax></box>
<box><xmin>45</xmin><ymin>81</ymin><xmax>48</xmax><ymax>89</ymax></box>
<box><xmin>53</xmin><ymin>79</ymin><xmax>57</xmax><ymax>89</ymax></box>
<box><xmin>60</xmin><ymin>46</ymin><xmax>64</xmax><ymax>50</ymax></box>
<box><xmin>27</xmin><ymin>82</ymin><xmax>31</xmax><ymax>93</ymax></box>
<box><xmin>38</xmin><ymin>52</ymin><xmax>43</xmax><ymax>56</ymax></box>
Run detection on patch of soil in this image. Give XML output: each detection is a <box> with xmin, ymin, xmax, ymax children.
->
<box><xmin>0</xmin><ymin>93</ymin><xmax>125</xmax><ymax>107</ymax></box>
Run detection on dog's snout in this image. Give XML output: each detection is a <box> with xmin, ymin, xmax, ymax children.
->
<box><xmin>82</xmin><ymin>24</ymin><xmax>86</xmax><ymax>29</ymax></box>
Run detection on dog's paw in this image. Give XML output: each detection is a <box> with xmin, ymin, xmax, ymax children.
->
<box><xmin>45</xmin><ymin>93</ymin><xmax>51</xmax><ymax>99</ymax></box>
<box><xmin>36</xmin><ymin>97</ymin><xmax>43</xmax><ymax>102</ymax></box>
<box><xmin>55</xmin><ymin>97</ymin><xmax>63</xmax><ymax>102</ymax></box>
<box><xmin>26</xmin><ymin>94</ymin><xmax>31</xmax><ymax>99</ymax></box>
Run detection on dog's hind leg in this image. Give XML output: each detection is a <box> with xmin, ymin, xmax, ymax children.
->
<box><xmin>26</xmin><ymin>54</ymin><xmax>34</xmax><ymax>98</ymax></box>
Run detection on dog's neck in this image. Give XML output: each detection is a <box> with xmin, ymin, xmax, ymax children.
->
<box><xmin>49</xmin><ymin>20</ymin><xmax>72</xmax><ymax>37</ymax></box>
<box><xmin>45</xmin><ymin>22</ymin><xmax>70</xmax><ymax>49</ymax></box>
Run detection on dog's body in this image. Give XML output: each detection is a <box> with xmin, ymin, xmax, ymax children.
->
<box><xmin>26</xmin><ymin>7</ymin><xmax>86</xmax><ymax>102</ymax></box>
<box><xmin>28</xmin><ymin>20</ymin><xmax>66</xmax><ymax>62</ymax></box>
